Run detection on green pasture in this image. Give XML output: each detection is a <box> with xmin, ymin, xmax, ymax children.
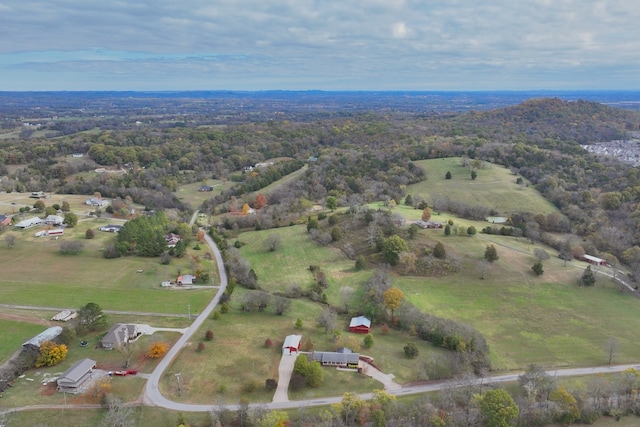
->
<box><xmin>235</xmin><ymin>209</ymin><xmax>640</xmax><ymax>371</ymax></box>
<box><xmin>260</xmin><ymin>164</ymin><xmax>308</xmax><ymax>193</ymax></box>
<box><xmin>0</xmin><ymin>239</ymin><xmax>215</xmax><ymax>315</ymax></box>
<box><xmin>407</xmin><ymin>157</ymin><xmax>558</xmax><ymax>216</ymax></box>
<box><xmin>398</xmin><ymin>245</ymin><xmax>640</xmax><ymax>370</ymax></box>
<box><xmin>175</xmin><ymin>179</ymin><xmax>235</xmax><ymax>209</ymax></box>
<box><xmin>236</xmin><ymin>224</ymin><xmax>371</xmax><ymax>305</ymax></box>
<box><xmin>0</xmin><ymin>319</ymin><xmax>47</xmax><ymax>362</ymax></box>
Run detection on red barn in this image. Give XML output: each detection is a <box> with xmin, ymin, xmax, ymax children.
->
<box><xmin>349</xmin><ymin>316</ymin><xmax>371</xmax><ymax>334</ymax></box>
<box><xmin>282</xmin><ymin>334</ymin><xmax>302</xmax><ymax>355</ymax></box>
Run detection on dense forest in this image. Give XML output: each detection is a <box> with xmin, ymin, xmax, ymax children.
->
<box><xmin>2</xmin><ymin>97</ymin><xmax>640</xmax><ymax>273</ymax></box>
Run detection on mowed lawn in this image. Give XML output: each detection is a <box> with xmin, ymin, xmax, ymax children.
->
<box><xmin>408</xmin><ymin>157</ymin><xmax>558</xmax><ymax>216</ymax></box>
<box><xmin>0</xmin><ymin>238</ymin><xmax>214</xmax><ymax>315</ymax></box>
<box><xmin>0</xmin><ymin>319</ymin><xmax>48</xmax><ymax>362</ymax></box>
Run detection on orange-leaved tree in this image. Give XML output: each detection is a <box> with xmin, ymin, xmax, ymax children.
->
<box><xmin>254</xmin><ymin>193</ymin><xmax>267</xmax><ymax>209</ymax></box>
<box><xmin>35</xmin><ymin>341</ymin><xmax>68</xmax><ymax>367</ymax></box>
<box><xmin>146</xmin><ymin>342</ymin><xmax>169</xmax><ymax>358</ymax></box>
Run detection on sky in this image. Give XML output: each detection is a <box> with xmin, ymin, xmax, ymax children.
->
<box><xmin>0</xmin><ymin>0</ymin><xmax>639</xmax><ymax>91</ymax></box>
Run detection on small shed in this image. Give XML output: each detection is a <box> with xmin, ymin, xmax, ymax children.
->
<box><xmin>0</xmin><ymin>215</ymin><xmax>11</xmax><ymax>226</ymax></box>
<box><xmin>282</xmin><ymin>334</ymin><xmax>302</xmax><ymax>355</ymax></box>
<box><xmin>349</xmin><ymin>316</ymin><xmax>371</xmax><ymax>334</ymax></box>
<box><xmin>57</xmin><ymin>358</ymin><xmax>97</xmax><ymax>393</ymax></box>
<box><xmin>177</xmin><ymin>274</ymin><xmax>196</xmax><ymax>286</ymax></box>
<box><xmin>582</xmin><ymin>254</ymin><xmax>607</xmax><ymax>266</ymax></box>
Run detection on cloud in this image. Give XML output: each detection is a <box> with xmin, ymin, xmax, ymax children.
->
<box><xmin>0</xmin><ymin>0</ymin><xmax>639</xmax><ymax>90</ymax></box>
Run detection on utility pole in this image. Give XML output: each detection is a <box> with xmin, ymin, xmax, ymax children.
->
<box><xmin>187</xmin><ymin>304</ymin><xmax>191</xmax><ymax>320</ymax></box>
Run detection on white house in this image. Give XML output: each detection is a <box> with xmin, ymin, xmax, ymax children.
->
<box><xmin>85</xmin><ymin>198</ymin><xmax>108</xmax><ymax>207</ymax></box>
<box><xmin>44</xmin><ymin>215</ymin><xmax>65</xmax><ymax>225</ymax></box>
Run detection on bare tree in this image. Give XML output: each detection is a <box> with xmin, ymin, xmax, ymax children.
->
<box><xmin>533</xmin><ymin>248</ymin><xmax>550</xmax><ymax>262</ymax></box>
<box><xmin>477</xmin><ymin>259</ymin><xmax>490</xmax><ymax>280</ymax></box>
<box><xmin>317</xmin><ymin>309</ymin><xmax>337</xmax><ymax>334</ymax></box>
<box><xmin>338</xmin><ymin>286</ymin><xmax>355</xmax><ymax>312</ymax></box>
<box><xmin>99</xmin><ymin>397</ymin><xmax>135</xmax><ymax>427</ymax></box>
<box><xmin>273</xmin><ymin>296</ymin><xmax>291</xmax><ymax>315</ymax></box>
<box><xmin>264</xmin><ymin>234</ymin><xmax>282</xmax><ymax>252</ymax></box>
<box><xmin>5</xmin><ymin>234</ymin><xmax>16</xmax><ymax>249</ymax></box>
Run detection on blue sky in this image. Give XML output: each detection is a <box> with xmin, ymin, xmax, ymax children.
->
<box><xmin>1</xmin><ymin>0</ymin><xmax>638</xmax><ymax>91</ymax></box>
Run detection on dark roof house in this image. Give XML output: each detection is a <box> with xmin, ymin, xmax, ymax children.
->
<box><xmin>101</xmin><ymin>324</ymin><xmax>141</xmax><ymax>350</ymax></box>
<box><xmin>312</xmin><ymin>350</ymin><xmax>360</xmax><ymax>368</ymax></box>
<box><xmin>57</xmin><ymin>358</ymin><xmax>96</xmax><ymax>393</ymax></box>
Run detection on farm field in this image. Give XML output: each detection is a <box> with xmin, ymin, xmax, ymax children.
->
<box><xmin>408</xmin><ymin>157</ymin><xmax>559</xmax><ymax>216</ymax></box>
<box><xmin>235</xmin><ymin>224</ymin><xmax>370</xmax><ymax>304</ymax></box>
<box><xmin>0</xmin><ymin>235</ymin><xmax>215</xmax><ymax>315</ymax></box>
<box><xmin>162</xmin><ymin>287</ymin><xmax>444</xmax><ymax>404</ymax></box>
<box><xmin>175</xmin><ymin>179</ymin><xmax>235</xmax><ymax>209</ymax></box>
<box><xmin>236</xmin><ymin>210</ymin><xmax>640</xmax><ymax>371</ymax></box>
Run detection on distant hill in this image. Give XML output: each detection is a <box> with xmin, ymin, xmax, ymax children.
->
<box><xmin>450</xmin><ymin>97</ymin><xmax>640</xmax><ymax>145</ymax></box>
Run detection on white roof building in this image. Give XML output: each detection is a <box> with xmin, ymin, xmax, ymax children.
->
<box><xmin>44</xmin><ymin>215</ymin><xmax>65</xmax><ymax>225</ymax></box>
<box><xmin>23</xmin><ymin>326</ymin><xmax>63</xmax><ymax>348</ymax></box>
<box><xmin>14</xmin><ymin>217</ymin><xmax>43</xmax><ymax>229</ymax></box>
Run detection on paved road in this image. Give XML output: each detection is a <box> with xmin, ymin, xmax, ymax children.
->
<box><xmin>142</xmin><ymin>231</ymin><xmax>228</xmax><ymax>409</ymax></box>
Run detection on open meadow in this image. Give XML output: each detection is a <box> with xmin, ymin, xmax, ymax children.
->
<box><xmin>408</xmin><ymin>157</ymin><xmax>558</xmax><ymax>216</ymax></box>
<box><xmin>0</xmin><ymin>238</ymin><xmax>214</xmax><ymax>315</ymax></box>
<box><xmin>236</xmin><ymin>209</ymin><xmax>640</xmax><ymax>372</ymax></box>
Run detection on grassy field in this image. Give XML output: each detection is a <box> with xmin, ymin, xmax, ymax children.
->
<box><xmin>174</xmin><ymin>179</ymin><xmax>236</xmax><ymax>210</ymax></box>
<box><xmin>0</xmin><ymin>319</ymin><xmax>48</xmax><ymax>362</ymax></box>
<box><xmin>407</xmin><ymin>157</ymin><xmax>558</xmax><ymax>216</ymax></box>
<box><xmin>234</xmin><ymin>209</ymin><xmax>640</xmax><ymax>371</ymax></box>
<box><xmin>235</xmin><ymin>224</ymin><xmax>371</xmax><ymax>305</ymax></box>
<box><xmin>0</xmin><ymin>235</ymin><xmax>215</xmax><ymax>315</ymax></box>
<box><xmin>388</xmin><ymin>228</ymin><xmax>640</xmax><ymax>369</ymax></box>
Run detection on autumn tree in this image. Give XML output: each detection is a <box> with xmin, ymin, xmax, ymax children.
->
<box><xmin>196</xmin><ymin>229</ymin><xmax>205</xmax><ymax>242</ymax></box>
<box><xmin>35</xmin><ymin>341</ymin><xmax>68</xmax><ymax>367</ymax></box>
<box><xmin>61</xmin><ymin>201</ymin><xmax>71</xmax><ymax>212</ymax></box>
<box><xmin>383</xmin><ymin>287</ymin><xmax>404</xmax><ymax>320</ymax></box>
<box><xmin>146</xmin><ymin>342</ymin><xmax>169</xmax><ymax>358</ymax></box>
<box><xmin>549</xmin><ymin>387</ymin><xmax>580</xmax><ymax>425</ymax></box>
<box><xmin>254</xmin><ymin>193</ymin><xmax>267</xmax><ymax>209</ymax></box>
<box><xmin>398</xmin><ymin>251</ymin><xmax>417</xmax><ymax>274</ymax></box>
<box><xmin>85</xmin><ymin>228</ymin><xmax>95</xmax><ymax>239</ymax></box>
<box><xmin>242</xmin><ymin>203</ymin><xmax>250</xmax><ymax>215</ymax></box>
<box><xmin>421</xmin><ymin>207</ymin><xmax>432</xmax><ymax>221</ymax></box>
